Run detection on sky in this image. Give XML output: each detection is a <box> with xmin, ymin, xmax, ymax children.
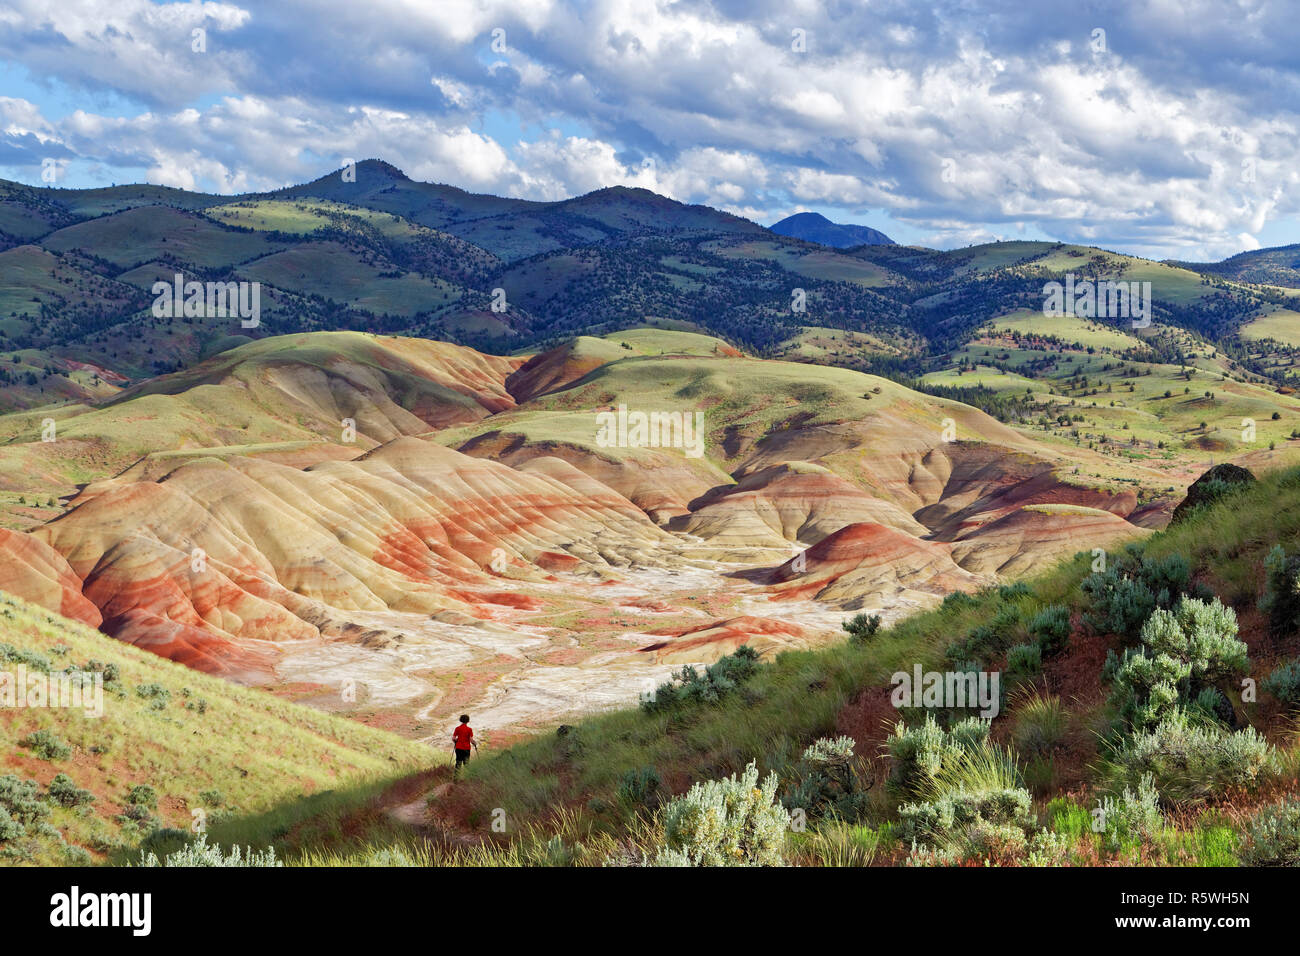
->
<box><xmin>1</xmin><ymin>0</ymin><xmax>1297</xmax><ymax>261</ymax></box>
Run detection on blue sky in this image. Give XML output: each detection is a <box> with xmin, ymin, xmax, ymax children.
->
<box><xmin>2</xmin><ymin>0</ymin><xmax>1298</xmax><ymax>260</ymax></box>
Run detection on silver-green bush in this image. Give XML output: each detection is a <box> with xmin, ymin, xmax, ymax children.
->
<box><xmin>137</xmin><ymin>833</ymin><xmax>281</xmax><ymax>867</ymax></box>
<box><xmin>1108</xmin><ymin>710</ymin><xmax>1275</xmax><ymax>804</ymax></box>
<box><xmin>654</xmin><ymin>761</ymin><xmax>789</xmax><ymax>867</ymax></box>
<box><xmin>1096</xmin><ymin>773</ymin><xmax>1163</xmax><ymax>851</ymax></box>
<box><xmin>1239</xmin><ymin>799</ymin><xmax>1300</xmax><ymax>866</ymax></box>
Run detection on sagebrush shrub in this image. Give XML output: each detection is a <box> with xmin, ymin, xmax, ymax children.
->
<box><xmin>83</xmin><ymin>660</ymin><xmax>119</xmax><ymax>684</ymax></box>
<box><xmin>783</xmin><ymin>735</ymin><xmax>870</xmax><ymax>821</ymax></box>
<box><xmin>0</xmin><ymin>774</ymin><xmax>50</xmax><ymax>826</ymax></box>
<box><xmin>0</xmin><ymin>808</ymin><xmax>23</xmax><ymax>843</ymax></box>
<box><xmin>941</xmin><ymin>592</ymin><xmax>977</xmax><ymax>613</ymax></box>
<box><xmin>654</xmin><ymin>762</ymin><xmax>789</xmax><ymax>867</ymax></box>
<box><xmin>945</xmin><ymin>604</ymin><xmax>1024</xmax><ymax>665</ymax></box>
<box><xmin>897</xmin><ymin>743</ymin><xmax>1034</xmax><ymax>855</ymax></box>
<box><xmin>1108</xmin><ymin>711</ymin><xmax>1275</xmax><ymax>804</ymax></box>
<box><xmin>19</xmin><ymin>729</ymin><xmax>71</xmax><ymax>761</ymax></box>
<box><xmin>1006</xmin><ymin>643</ymin><xmax>1042</xmax><ymax>685</ymax></box>
<box><xmin>0</xmin><ymin>642</ymin><xmax>52</xmax><ymax>672</ymax></box>
<box><xmin>641</xmin><ymin>645</ymin><xmax>759</xmax><ymax>713</ymax></box>
<box><xmin>842</xmin><ymin>613</ymin><xmax>882</xmax><ymax>646</ymax></box>
<box><xmin>1260</xmin><ymin>546</ymin><xmax>1300</xmax><ymax>638</ymax></box>
<box><xmin>1083</xmin><ymin>551</ymin><xmax>1200</xmax><ymax>639</ymax></box>
<box><xmin>1190</xmin><ymin>686</ymin><xmax>1235</xmax><ymax>726</ymax></box>
<box><xmin>126</xmin><ymin>784</ymin><xmax>158</xmax><ymax>809</ymax></box>
<box><xmin>1095</xmin><ymin>773</ymin><xmax>1163</xmax><ymax>852</ymax></box>
<box><xmin>63</xmin><ymin>845</ymin><xmax>92</xmax><ymax>866</ymax></box>
<box><xmin>1239</xmin><ymin>799</ymin><xmax>1300</xmax><ymax>866</ymax></box>
<box><xmin>47</xmin><ymin>774</ymin><xmax>94</xmax><ymax>808</ymax></box>
<box><xmin>1263</xmin><ymin>658</ymin><xmax>1300</xmax><ymax>709</ymax></box>
<box><xmin>899</xmin><ymin>786</ymin><xmax>1033</xmax><ymax>845</ymax></box>
<box><xmin>1141</xmin><ymin>553</ymin><xmax>1195</xmax><ymax>603</ymax></box>
<box><xmin>1084</xmin><ymin>572</ymin><xmax>1155</xmax><ymax>639</ymax></box>
<box><xmin>998</xmin><ymin>582</ymin><xmax>1032</xmax><ymax>601</ymax></box>
<box><xmin>1027</xmin><ymin>605</ymin><xmax>1071</xmax><ymax>656</ymax></box>
<box><xmin>137</xmin><ymin>833</ymin><xmax>281</xmax><ymax>867</ymax></box>
<box><xmin>1105</xmin><ymin>597</ymin><xmax>1248</xmax><ymax>732</ymax></box>
<box><xmin>886</xmin><ymin>715</ymin><xmax>990</xmax><ymax>799</ymax></box>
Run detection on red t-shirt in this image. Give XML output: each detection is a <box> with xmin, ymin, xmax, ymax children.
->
<box><xmin>453</xmin><ymin>724</ymin><xmax>473</xmax><ymax>751</ymax></box>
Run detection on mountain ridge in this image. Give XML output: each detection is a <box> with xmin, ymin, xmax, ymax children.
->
<box><xmin>770</xmin><ymin>210</ymin><xmax>895</xmax><ymax>248</ymax></box>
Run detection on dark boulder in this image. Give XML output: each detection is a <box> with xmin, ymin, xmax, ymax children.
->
<box><xmin>1170</xmin><ymin>464</ymin><xmax>1256</xmax><ymax>524</ymax></box>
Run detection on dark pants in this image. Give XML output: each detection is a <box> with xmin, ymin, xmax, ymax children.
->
<box><xmin>454</xmin><ymin>747</ymin><xmax>472</xmax><ymax>767</ymax></box>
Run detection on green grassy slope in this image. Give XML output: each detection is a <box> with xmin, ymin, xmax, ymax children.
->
<box><xmin>920</xmin><ymin>311</ymin><xmax>1300</xmax><ymax>475</ymax></box>
<box><xmin>40</xmin><ymin>205</ymin><xmax>278</xmax><ymax>270</ymax></box>
<box><xmin>0</xmin><ymin>590</ymin><xmax>432</xmax><ymax>865</ymax></box>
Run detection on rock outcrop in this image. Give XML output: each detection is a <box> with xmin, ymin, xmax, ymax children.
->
<box><xmin>1171</xmin><ymin>463</ymin><xmax>1256</xmax><ymax>524</ymax></box>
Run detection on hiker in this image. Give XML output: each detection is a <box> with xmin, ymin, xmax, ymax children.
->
<box><xmin>452</xmin><ymin>714</ymin><xmax>478</xmax><ymax>777</ymax></box>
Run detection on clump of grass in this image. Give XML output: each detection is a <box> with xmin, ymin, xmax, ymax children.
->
<box><xmin>788</xmin><ymin>819</ymin><xmax>885</xmax><ymax>867</ymax></box>
<box><xmin>1012</xmin><ymin>693</ymin><xmax>1068</xmax><ymax>758</ymax></box>
<box><xmin>615</xmin><ymin>766</ymin><xmax>661</xmax><ymax>810</ymax></box>
<box><xmin>292</xmin><ymin>806</ymin><xmax>660</xmax><ymax>867</ymax></box>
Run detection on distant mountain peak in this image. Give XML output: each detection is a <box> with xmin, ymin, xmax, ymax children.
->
<box><xmin>769</xmin><ymin>211</ymin><xmax>894</xmax><ymax>248</ymax></box>
<box><xmin>351</xmin><ymin>158</ymin><xmax>410</xmax><ymax>180</ymax></box>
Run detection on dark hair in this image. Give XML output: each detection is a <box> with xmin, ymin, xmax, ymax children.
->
<box><xmin>459</xmin><ymin>714</ymin><xmax>470</xmax><ymax>723</ymax></box>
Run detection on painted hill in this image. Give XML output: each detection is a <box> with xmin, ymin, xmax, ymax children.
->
<box><xmin>770</xmin><ymin>211</ymin><xmax>894</xmax><ymax>248</ymax></box>
<box><xmin>765</xmin><ymin>521</ymin><xmax>985</xmax><ymax>609</ymax></box>
<box><xmin>0</xmin><ymin>326</ymin><xmax>1188</xmax><ymax>740</ymax></box>
<box><xmin>0</xmin><ymin>331</ymin><xmax>527</xmax><ymax>515</ymax></box>
<box><xmin>37</xmin><ymin>437</ymin><xmax>676</xmax><ymax>678</ymax></box>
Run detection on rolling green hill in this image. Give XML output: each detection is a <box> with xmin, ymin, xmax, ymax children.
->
<box><xmin>2</xmin><ymin>161</ymin><xmax>1296</xmax><ymax>426</ymax></box>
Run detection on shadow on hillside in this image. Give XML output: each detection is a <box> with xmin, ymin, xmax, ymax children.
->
<box><xmin>109</xmin><ymin>764</ymin><xmax>449</xmax><ymax>866</ymax></box>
